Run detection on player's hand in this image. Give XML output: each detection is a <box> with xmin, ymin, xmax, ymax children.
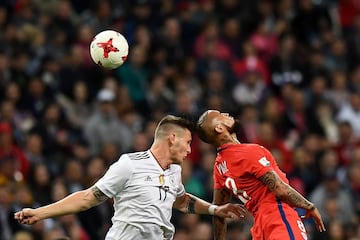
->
<box><xmin>302</xmin><ymin>206</ymin><xmax>326</xmax><ymax>232</ymax></box>
<box><xmin>14</xmin><ymin>208</ymin><xmax>40</xmax><ymax>225</ymax></box>
<box><xmin>214</xmin><ymin>203</ymin><xmax>247</xmax><ymax>219</ymax></box>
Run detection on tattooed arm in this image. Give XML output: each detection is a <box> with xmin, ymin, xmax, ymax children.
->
<box><xmin>259</xmin><ymin>170</ymin><xmax>326</xmax><ymax>232</ymax></box>
<box><xmin>173</xmin><ymin>192</ymin><xmax>244</xmax><ymax>221</ymax></box>
<box><xmin>213</xmin><ymin>188</ymin><xmax>232</xmax><ymax>240</ymax></box>
<box><xmin>173</xmin><ymin>193</ymin><xmax>212</xmax><ymax>214</ymax></box>
<box><xmin>14</xmin><ymin>186</ymin><xmax>109</xmax><ymax>225</ymax></box>
<box><xmin>259</xmin><ymin>171</ymin><xmax>313</xmax><ymax>209</ymax></box>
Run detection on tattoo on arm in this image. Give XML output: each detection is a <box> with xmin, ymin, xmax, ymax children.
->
<box><xmin>259</xmin><ymin>171</ymin><xmax>277</xmax><ymax>191</ymax></box>
<box><xmin>259</xmin><ymin>171</ymin><xmax>313</xmax><ymax>210</ymax></box>
<box><xmin>91</xmin><ymin>186</ymin><xmax>109</xmax><ymax>203</ymax></box>
<box><xmin>284</xmin><ymin>187</ymin><xmax>313</xmax><ymax>210</ymax></box>
<box><xmin>187</xmin><ymin>197</ymin><xmax>196</xmax><ymax>213</ymax></box>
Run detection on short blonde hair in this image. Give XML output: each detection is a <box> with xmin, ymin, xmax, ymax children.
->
<box><xmin>154</xmin><ymin>115</ymin><xmax>193</xmax><ymax>139</ymax></box>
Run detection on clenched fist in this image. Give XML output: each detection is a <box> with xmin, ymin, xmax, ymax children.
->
<box><xmin>14</xmin><ymin>208</ymin><xmax>41</xmax><ymax>225</ymax></box>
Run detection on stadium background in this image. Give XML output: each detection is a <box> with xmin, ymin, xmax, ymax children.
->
<box><xmin>0</xmin><ymin>0</ymin><xmax>359</xmax><ymax>239</ymax></box>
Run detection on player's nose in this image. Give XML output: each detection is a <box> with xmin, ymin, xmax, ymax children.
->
<box><xmin>186</xmin><ymin>146</ymin><xmax>191</xmax><ymax>155</ymax></box>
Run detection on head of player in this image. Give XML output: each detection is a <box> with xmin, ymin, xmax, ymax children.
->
<box><xmin>150</xmin><ymin>115</ymin><xmax>193</xmax><ymax>168</ymax></box>
<box><xmin>196</xmin><ymin>110</ymin><xmax>242</xmax><ymax>148</ymax></box>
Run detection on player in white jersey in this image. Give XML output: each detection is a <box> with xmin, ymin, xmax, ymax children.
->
<box><xmin>15</xmin><ymin>115</ymin><xmax>245</xmax><ymax>239</ymax></box>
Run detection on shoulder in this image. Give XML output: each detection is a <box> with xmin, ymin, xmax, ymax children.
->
<box><xmin>226</xmin><ymin>144</ymin><xmax>268</xmax><ymax>167</ymax></box>
<box><xmin>242</xmin><ymin>144</ymin><xmax>270</xmax><ymax>156</ymax></box>
<box><xmin>120</xmin><ymin>151</ymin><xmax>156</xmax><ymax>171</ymax></box>
<box><xmin>84</xmin><ymin>113</ymin><xmax>101</xmax><ymax>127</ymax></box>
<box><xmin>229</xmin><ymin>143</ymin><xmax>266</xmax><ymax>157</ymax></box>
<box><xmin>110</xmin><ymin>154</ymin><xmax>133</xmax><ymax>171</ymax></box>
<box><xmin>126</xmin><ymin>151</ymin><xmax>152</xmax><ymax>161</ymax></box>
<box><xmin>243</xmin><ymin>143</ymin><xmax>264</xmax><ymax>150</ymax></box>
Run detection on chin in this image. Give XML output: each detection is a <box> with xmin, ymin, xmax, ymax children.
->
<box><xmin>171</xmin><ymin>159</ymin><xmax>182</xmax><ymax>165</ymax></box>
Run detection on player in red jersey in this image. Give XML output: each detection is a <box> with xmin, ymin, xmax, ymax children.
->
<box><xmin>196</xmin><ymin>110</ymin><xmax>326</xmax><ymax>240</ymax></box>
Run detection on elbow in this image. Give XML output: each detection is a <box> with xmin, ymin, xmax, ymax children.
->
<box><xmin>178</xmin><ymin>207</ymin><xmax>187</xmax><ymax>214</ymax></box>
<box><xmin>272</xmin><ymin>182</ymin><xmax>289</xmax><ymax>199</ymax></box>
<box><xmin>174</xmin><ymin>202</ymin><xmax>188</xmax><ymax>213</ymax></box>
<box><xmin>274</xmin><ymin>190</ymin><xmax>287</xmax><ymax>199</ymax></box>
<box><xmin>80</xmin><ymin>190</ymin><xmax>96</xmax><ymax>211</ymax></box>
<box><xmin>79</xmin><ymin>202</ymin><xmax>91</xmax><ymax>212</ymax></box>
<box><xmin>174</xmin><ymin>194</ymin><xmax>190</xmax><ymax>213</ymax></box>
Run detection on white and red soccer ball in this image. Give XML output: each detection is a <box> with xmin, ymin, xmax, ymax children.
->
<box><xmin>90</xmin><ymin>30</ymin><xmax>129</xmax><ymax>69</ymax></box>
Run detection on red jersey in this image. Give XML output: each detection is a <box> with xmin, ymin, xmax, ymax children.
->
<box><xmin>214</xmin><ymin>143</ymin><xmax>288</xmax><ymax>216</ymax></box>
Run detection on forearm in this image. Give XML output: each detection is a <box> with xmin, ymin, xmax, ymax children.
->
<box><xmin>213</xmin><ymin>216</ymin><xmax>227</xmax><ymax>240</ymax></box>
<box><xmin>174</xmin><ymin>193</ymin><xmax>215</xmax><ymax>215</ymax></box>
<box><xmin>35</xmin><ymin>190</ymin><xmax>96</xmax><ymax>220</ymax></box>
<box><xmin>259</xmin><ymin>171</ymin><xmax>314</xmax><ymax>210</ymax></box>
<box><xmin>213</xmin><ymin>188</ymin><xmax>231</xmax><ymax>240</ymax></box>
<box><xmin>277</xmin><ymin>183</ymin><xmax>314</xmax><ymax>210</ymax></box>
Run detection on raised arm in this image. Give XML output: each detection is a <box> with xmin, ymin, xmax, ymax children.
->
<box><xmin>259</xmin><ymin>170</ymin><xmax>326</xmax><ymax>232</ymax></box>
<box><xmin>14</xmin><ymin>186</ymin><xmax>109</xmax><ymax>225</ymax></box>
<box><xmin>213</xmin><ymin>188</ymin><xmax>232</xmax><ymax>240</ymax></box>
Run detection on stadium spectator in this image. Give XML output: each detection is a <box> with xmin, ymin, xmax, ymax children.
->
<box><xmin>345</xmin><ymin>149</ymin><xmax>360</xmax><ymax>217</ymax></box>
<box><xmin>309</xmin><ymin>171</ymin><xmax>355</xmax><ymax>226</ymax></box>
<box><xmin>255</xmin><ymin>120</ymin><xmax>293</xmax><ymax>173</ymax></box>
<box><xmin>83</xmin><ymin>88</ymin><xmax>133</xmax><ymax>156</ymax></box>
<box><xmin>0</xmin><ymin>122</ymin><xmax>29</xmax><ymax>179</ymax></box>
<box><xmin>332</xmin><ymin>121</ymin><xmax>360</xmax><ymax>166</ymax></box>
<box><xmin>336</xmin><ymin>89</ymin><xmax>360</xmax><ymax>139</ymax></box>
<box><xmin>56</xmin><ymin>80</ymin><xmax>92</xmax><ymax>134</ymax></box>
<box><xmin>23</xmin><ymin>133</ymin><xmax>45</xmax><ymax>166</ymax></box>
<box><xmin>27</xmin><ymin>164</ymin><xmax>52</xmax><ymax>206</ymax></box>
<box><xmin>116</xmin><ymin>45</ymin><xmax>149</xmax><ymax>114</ymax></box>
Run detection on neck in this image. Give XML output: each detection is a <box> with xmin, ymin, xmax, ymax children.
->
<box><xmin>216</xmin><ymin>133</ymin><xmax>240</xmax><ymax>147</ymax></box>
<box><xmin>150</xmin><ymin>142</ymin><xmax>171</xmax><ymax>170</ymax></box>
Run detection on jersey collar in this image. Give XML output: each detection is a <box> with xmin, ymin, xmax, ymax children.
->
<box><xmin>148</xmin><ymin>150</ymin><xmax>171</xmax><ymax>171</ymax></box>
<box><xmin>217</xmin><ymin>143</ymin><xmax>237</xmax><ymax>153</ymax></box>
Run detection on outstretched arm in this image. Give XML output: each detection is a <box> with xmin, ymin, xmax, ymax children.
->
<box><xmin>213</xmin><ymin>188</ymin><xmax>232</xmax><ymax>240</ymax></box>
<box><xmin>14</xmin><ymin>186</ymin><xmax>109</xmax><ymax>225</ymax></box>
<box><xmin>259</xmin><ymin>170</ymin><xmax>326</xmax><ymax>232</ymax></box>
<box><xmin>173</xmin><ymin>192</ymin><xmax>243</xmax><ymax>219</ymax></box>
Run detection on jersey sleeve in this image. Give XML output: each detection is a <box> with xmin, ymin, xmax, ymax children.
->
<box><xmin>231</xmin><ymin>144</ymin><xmax>275</xmax><ymax>179</ymax></box>
<box><xmin>94</xmin><ymin>155</ymin><xmax>133</xmax><ymax>198</ymax></box>
<box><xmin>213</xmin><ymin>165</ymin><xmax>223</xmax><ymax>189</ymax></box>
<box><xmin>175</xmin><ymin>165</ymin><xmax>185</xmax><ymax>197</ymax></box>
<box><xmin>177</xmin><ymin>183</ymin><xmax>185</xmax><ymax>197</ymax></box>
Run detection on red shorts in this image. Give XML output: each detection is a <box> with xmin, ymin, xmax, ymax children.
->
<box><xmin>251</xmin><ymin>200</ymin><xmax>308</xmax><ymax>240</ymax></box>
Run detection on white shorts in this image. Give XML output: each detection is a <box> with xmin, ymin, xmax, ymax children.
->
<box><xmin>105</xmin><ymin>221</ymin><xmax>172</xmax><ymax>240</ymax></box>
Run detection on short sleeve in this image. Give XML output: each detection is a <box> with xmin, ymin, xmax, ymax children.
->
<box><xmin>177</xmin><ymin>183</ymin><xmax>185</xmax><ymax>197</ymax></box>
<box><xmin>213</xmin><ymin>165</ymin><xmax>223</xmax><ymax>189</ymax></box>
<box><xmin>228</xmin><ymin>144</ymin><xmax>274</xmax><ymax>179</ymax></box>
<box><xmin>248</xmin><ymin>145</ymin><xmax>275</xmax><ymax>178</ymax></box>
<box><xmin>174</xmin><ymin>165</ymin><xmax>185</xmax><ymax>197</ymax></box>
<box><xmin>95</xmin><ymin>155</ymin><xmax>133</xmax><ymax>198</ymax></box>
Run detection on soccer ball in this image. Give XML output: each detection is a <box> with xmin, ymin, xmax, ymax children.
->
<box><xmin>90</xmin><ymin>30</ymin><xmax>129</xmax><ymax>69</ymax></box>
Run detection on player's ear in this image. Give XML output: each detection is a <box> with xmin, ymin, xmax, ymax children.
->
<box><xmin>168</xmin><ymin>133</ymin><xmax>176</xmax><ymax>144</ymax></box>
<box><xmin>214</xmin><ymin>124</ymin><xmax>225</xmax><ymax>133</ymax></box>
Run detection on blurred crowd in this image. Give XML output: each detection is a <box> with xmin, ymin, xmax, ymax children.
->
<box><xmin>0</xmin><ymin>0</ymin><xmax>360</xmax><ymax>239</ymax></box>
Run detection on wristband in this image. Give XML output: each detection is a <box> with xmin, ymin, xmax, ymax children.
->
<box><xmin>208</xmin><ymin>204</ymin><xmax>218</xmax><ymax>215</ymax></box>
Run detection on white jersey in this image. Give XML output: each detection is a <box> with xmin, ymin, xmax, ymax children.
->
<box><xmin>95</xmin><ymin>150</ymin><xmax>185</xmax><ymax>240</ymax></box>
